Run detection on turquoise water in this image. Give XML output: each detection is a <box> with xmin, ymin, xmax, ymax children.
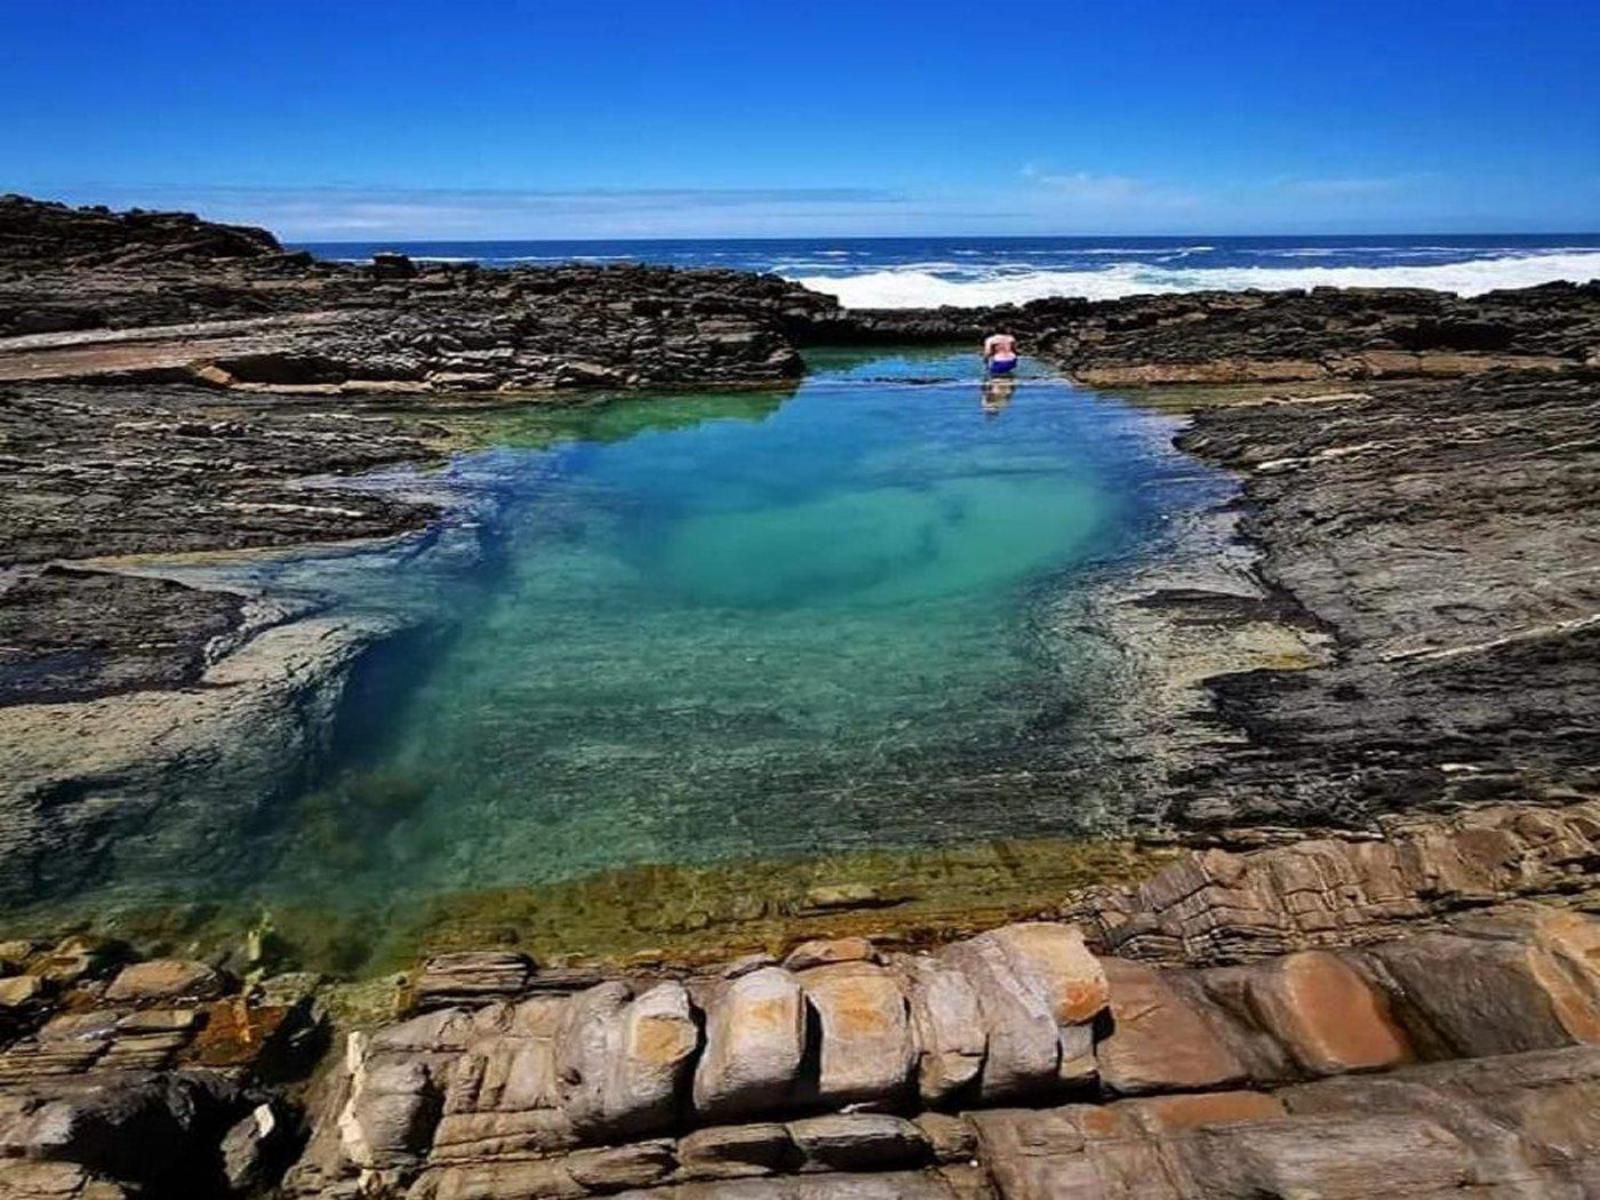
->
<box><xmin>245</xmin><ymin>349</ymin><xmax>1224</xmax><ymax>907</ymax></box>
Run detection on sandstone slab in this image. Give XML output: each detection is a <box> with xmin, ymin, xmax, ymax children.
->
<box><xmin>692</xmin><ymin>967</ymin><xmax>806</xmax><ymax>1120</ymax></box>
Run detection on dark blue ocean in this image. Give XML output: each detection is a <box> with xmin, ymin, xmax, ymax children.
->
<box><xmin>294</xmin><ymin>233</ymin><xmax>1600</xmax><ymax>308</ymax></box>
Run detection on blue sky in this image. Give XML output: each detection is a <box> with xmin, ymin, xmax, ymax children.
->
<box><xmin>4</xmin><ymin>0</ymin><xmax>1597</xmax><ymax>238</ymax></box>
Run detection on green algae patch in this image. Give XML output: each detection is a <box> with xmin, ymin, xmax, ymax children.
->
<box><xmin>78</xmin><ymin>838</ymin><xmax>1177</xmax><ymax>979</ymax></box>
<box><xmin>2</xmin><ymin>837</ymin><xmax>1176</xmax><ymax>983</ymax></box>
<box><xmin>377</xmin><ymin>837</ymin><xmax>1177</xmax><ymax>973</ymax></box>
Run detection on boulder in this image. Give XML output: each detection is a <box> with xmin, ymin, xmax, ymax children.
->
<box><xmin>1174</xmin><ymin>1113</ymin><xmax>1473</xmax><ymax>1198</ymax></box>
<box><xmin>565</xmin><ymin>1140</ymin><xmax>676</xmax><ymax>1191</ymax></box>
<box><xmin>784</xmin><ymin>938</ymin><xmax>879</xmax><ymax>971</ymax></box>
<box><xmin>338</xmin><ymin>1052</ymin><xmax>442</xmax><ymax>1171</ymax></box>
<box><xmin>0</xmin><ymin>1072</ymin><xmax>242</xmax><ymax>1193</ymax></box>
<box><xmin>1237</xmin><ymin>950</ymin><xmax>1412</xmax><ymax>1076</ymax></box>
<box><xmin>692</xmin><ymin>968</ymin><xmax>807</xmax><ymax>1120</ymax></box>
<box><xmin>912</xmin><ymin>1113</ymin><xmax>977</xmax><ymax>1163</ymax></box>
<box><xmin>902</xmin><ymin>957</ymin><xmax>985</xmax><ymax>1105</ymax></box>
<box><xmin>677</xmin><ymin>1123</ymin><xmax>795</xmax><ymax>1180</ymax></box>
<box><xmin>983</xmin><ymin>925</ymin><xmax>1109</xmax><ymax>1026</ymax></box>
<box><xmin>560</xmin><ymin>981</ymin><xmax>698</xmax><ymax>1138</ymax></box>
<box><xmin>431</xmin><ymin>997</ymin><xmax>576</xmax><ymax>1163</ymax></box>
<box><xmin>32</xmin><ymin>938</ymin><xmax>124</xmax><ymax>988</ymax></box>
<box><xmin>941</xmin><ymin>924</ymin><xmax>1105</xmax><ymax>1100</ymax></box>
<box><xmin>798</xmin><ymin>962</ymin><xmax>913</xmax><ymax>1107</ymax></box>
<box><xmin>220</xmin><ymin>1101</ymin><xmax>293</xmax><ymax>1195</ymax></box>
<box><xmin>0</xmin><ymin>976</ymin><xmax>44</xmax><ymax>1008</ymax></box>
<box><xmin>103</xmin><ymin>959</ymin><xmax>225</xmax><ymax>1004</ymax></box>
<box><xmin>786</xmin><ymin>1114</ymin><xmax>931</xmax><ymax>1173</ymax></box>
<box><xmin>1362</xmin><ymin>911</ymin><xmax>1600</xmax><ymax>1059</ymax></box>
<box><xmin>1094</xmin><ymin>959</ymin><xmax>1247</xmax><ymax>1095</ymax></box>
<box><xmin>555</xmin><ymin>981</ymin><xmax>632</xmax><ymax>1134</ymax></box>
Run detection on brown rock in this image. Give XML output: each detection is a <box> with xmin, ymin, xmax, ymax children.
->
<box><xmin>0</xmin><ymin>1162</ymin><xmax>129</xmax><ymax>1199</ymax></box>
<box><xmin>32</xmin><ymin>937</ymin><xmax>123</xmax><ymax>988</ymax></box>
<box><xmin>183</xmin><ymin>999</ymin><xmax>293</xmax><ymax>1069</ymax></box>
<box><xmin>787</xmin><ymin>1114</ymin><xmax>931</xmax><ymax>1173</ymax></box>
<box><xmin>415</xmin><ymin>1159</ymin><xmax>583</xmax><ymax>1200</ymax></box>
<box><xmin>1119</xmin><ymin>1089</ymin><xmax>1286</xmax><ymax>1132</ymax></box>
<box><xmin>103</xmin><ymin>959</ymin><xmax>224</xmax><ymax>1004</ymax></box>
<box><xmin>1242</xmin><ymin>950</ymin><xmax>1412</xmax><ymax>1075</ymax></box>
<box><xmin>984</xmin><ymin>924</ymin><xmax>1109</xmax><ymax>1026</ymax></box>
<box><xmin>676</xmin><ymin>1123</ymin><xmax>795</xmax><ymax>1180</ymax></box>
<box><xmin>942</xmin><ymin>924</ymin><xmax>1105</xmax><ymax>1100</ymax></box>
<box><xmin>800</xmin><ymin>962</ymin><xmax>914</xmax><ymax>1107</ymax></box>
<box><xmin>1094</xmin><ymin>959</ymin><xmax>1247</xmax><ymax>1096</ymax></box>
<box><xmin>565</xmin><ymin>1140</ymin><xmax>676</xmax><ymax>1191</ymax></box>
<box><xmin>1364</xmin><ymin>915</ymin><xmax>1600</xmax><ymax>1059</ymax></box>
<box><xmin>1174</xmin><ymin>1113</ymin><xmax>1472</xmax><ymax>1197</ymax></box>
<box><xmin>412</xmin><ymin>951</ymin><xmax>535</xmax><ymax>1011</ymax></box>
<box><xmin>114</xmin><ymin>1008</ymin><xmax>200</xmax><ymax>1033</ymax></box>
<box><xmin>0</xmin><ymin>976</ymin><xmax>44</xmax><ymax>1008</ymax></box>
<box><xmin>784</xmin><ymin>937</ymin><xmax>879</xmax><ymax>971</ymax></box>
<box><xmin>912</xmin><ymin>1112</ymin><xmax>977</xmax><ymax>1163</ymax></box>
<box><xmin>0</xmin><ymin>941</ymin><xmax>37</xmax><ymax>972</ymax></box>
<box><xmin>965</xmin><ymin>1107</ymin><xmax>1112</xmax><ymax>1200</ymax></box>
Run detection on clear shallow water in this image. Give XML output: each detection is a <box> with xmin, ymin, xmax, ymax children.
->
<box><xmin>295</xmin><ymin>233</ymin><xmax>1600</xmax><ymax>308</ymax></box>
<box><xmin>235</xmin><ymin>350</ymin><xmax>1227</xmax><ymax>909</ymax></box>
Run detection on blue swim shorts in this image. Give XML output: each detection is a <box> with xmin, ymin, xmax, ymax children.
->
<box><xmin>988</xmin><ymin>357</ymin><xmax>1017</xmax><ymax>376</ymax></box>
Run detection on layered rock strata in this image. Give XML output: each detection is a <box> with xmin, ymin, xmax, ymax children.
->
<box><xmin>290</xmin><ymin>906</ymin><xmax>1600</xmax><ymax>1197</ymax></box>
<box><xmin>0</xmin><ymin>196</ymin><xmax>825</xmax><ymax>394</ymax></box>
<box><xmin>1134</xmin><ymin>366</ymin><xmax>1600</xmax><ymax>830</ymax></box>
<box><xmin>1065</xmin><ymin>800</ymin><xmax>1600</xmax><ymax>966</ymax></box>
<box><xmin>0</xmin><ymin>807</ymin><xmax>1596</xmax><ymax>1195</ymax></box>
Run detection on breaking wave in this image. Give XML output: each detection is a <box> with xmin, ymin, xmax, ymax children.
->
<box><xmin>792</xmin><ymin>251</ymin><xmax>1600</xmax><ymax>309</ymax></box>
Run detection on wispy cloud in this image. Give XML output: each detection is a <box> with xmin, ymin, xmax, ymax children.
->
<box><xmin>22</xmin><ymin>183</ymin><xmax>911</xmax><ymax>239</ymax></box>
<box><xmin>1019</xmin><ymin>165</ymin><xmax>1200</xmax><ymax>212</ymax></box>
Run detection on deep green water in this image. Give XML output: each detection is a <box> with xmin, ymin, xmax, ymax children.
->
<box><xmin>244</xmin><ymin>349</ymin><xmax>1227</xmax><ymax>909</ymax></box>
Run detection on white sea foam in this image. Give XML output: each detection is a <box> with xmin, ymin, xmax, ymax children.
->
<box><xmin>792</xmin><ymin>251</ymin><xmax>1600</xmax><ymax>309</ymax></box>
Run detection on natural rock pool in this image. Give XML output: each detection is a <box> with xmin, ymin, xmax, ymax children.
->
<box><xmin>18</xmin><ymin>350</ymin><xmax>1236</xmax><ymax>967</ymax></box>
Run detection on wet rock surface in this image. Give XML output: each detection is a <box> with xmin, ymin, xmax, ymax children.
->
<box><xmin>1150</xmin><ymin>367</ymin><xmax>1600</xmax><ymax>830</ymax></box>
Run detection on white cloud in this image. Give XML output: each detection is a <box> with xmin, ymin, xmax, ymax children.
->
<box><xmin>1019</xmin><ymin>166</ymin><xmax>1200</xmax><ymax>212</ymax></box>
<box><xmin>22</xmin><ymin>183</ymin><xmax>911</xmax><ymax>239</ymax></box>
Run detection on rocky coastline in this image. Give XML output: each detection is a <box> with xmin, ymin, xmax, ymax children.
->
<box><xmin>1</xmin><ymin>195</ymin><xmax>1598</xmax><ymax>1195</ymax></box>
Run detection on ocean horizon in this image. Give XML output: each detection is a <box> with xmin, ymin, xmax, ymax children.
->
<box><xmin>292</xmin><ymin>232</ymin><xmax>1600</xmax><ymax>309</ymax></box>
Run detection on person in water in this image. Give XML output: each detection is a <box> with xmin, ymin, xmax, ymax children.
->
<box><xmin>982</xmin><ymin>331</ymin><xmax>1019</xmax><ymax>375</ymax></box>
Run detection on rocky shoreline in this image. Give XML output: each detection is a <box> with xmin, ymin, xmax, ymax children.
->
<box><xmin>0</xmin><ymin>801</ymin><xmax>1594</xmax><ymax>1197</ymax></box>
<box><xmin>1</xmin><ymin>195</ymin><xmax>1598</xmax><ymax>1195</ymax></box>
